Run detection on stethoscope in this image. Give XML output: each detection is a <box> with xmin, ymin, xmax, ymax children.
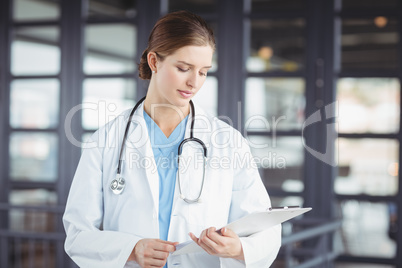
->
<box><xmin>110</xmin><ymin>96</ymin><xmax>207</xmax><ymax>204</ymax></box>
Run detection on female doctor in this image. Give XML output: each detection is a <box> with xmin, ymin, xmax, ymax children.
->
<box><xmin>63</xmin><ymin>10</ymin><xmax>281</xmax><ymax>268</ymax></box>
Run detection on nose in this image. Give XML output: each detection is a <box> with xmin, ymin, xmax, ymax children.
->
<box><xmin>186</xmin><ymin>72</ymin><xmax>198</xmax><ymax>90</ymax></box>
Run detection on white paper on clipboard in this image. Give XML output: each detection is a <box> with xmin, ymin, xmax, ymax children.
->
<box><xmin>172</xmin><ymin>207</ymin><xmax>312</xmax><ymax>256</ymax></box>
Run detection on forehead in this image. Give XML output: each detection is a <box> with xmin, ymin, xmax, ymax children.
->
<box><xmin>167</xmin><ymin>45</ymin><xmax>213</xmax><ymax>67</ymax></box>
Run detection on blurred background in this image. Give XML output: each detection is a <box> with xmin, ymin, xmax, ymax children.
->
<box><xmin>0</xmin><ymin>0</ymin><xmax>401</xmax><ymax>267</ymax></box>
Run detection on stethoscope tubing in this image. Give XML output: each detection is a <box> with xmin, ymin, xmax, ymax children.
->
<box><xmin>117</xmin><ymin>96</ymin><xmax>146</xmax><ymax>174</ymax></box>
<box><xmin>113</xmin><ymin>97</ymin><xmax>207</xmax><ymax>203</ymax></box>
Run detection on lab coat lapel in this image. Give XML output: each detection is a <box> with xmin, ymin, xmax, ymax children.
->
<box><xmin>127</xmin><ymin>102</ymin><xmax>159</xmax><ymax>212</ymax></box>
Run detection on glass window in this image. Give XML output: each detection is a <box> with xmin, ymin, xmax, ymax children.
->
<box><xmin>82</xmin><ymin>78</ymin><xmax>136</xmax><ymax>130</ymax></box>
<box><xmin>247</xmin><ymin>19</ymin><xmax>305</xmax><ymax>72</ymax></box>
<box><xmin>337</xmin><ymin>200</ymin><xmax>396</xmax><ymax>258</ymax></box>
<box><xmin>10</xmin><ymin>79</ymin><xmax>60</xmax><ymax>129</ymax></box>
<box><xmin>9</xmin><ymin>133</ymin><xmax>58</xmax><ymax>181</ymax></box>
<box><xmin>271</xmin><ymin>196</ymin><xmax>304</xmax><ymax>209</ymax></box>
<box><xmin>169</xmin><ymin>0</ymin><xmax>216</xmax><ymax>13</ymax></box>
<box><xmin>10</xmin><ymin>189</ymin><xmax>57</xmax><ymax>206</ymax></box>
<box><xmin>336</xmin><ymin>138</ymin><xmax>398</xmax><ymax>196</ymax></box>
<box><xmin>13</xmin><ymin>0</ymin><xmax>59</xmax><ymax>21</ymax></box>
<box><xmin>341</xmin><ymin>0</ymin><xmax>398</xmax><ymax>9</ymax></box>
<box><xmin>208</xmin><ymin>22</ymin><xmax>218</xmax><ymax>72</ymax></box>
<box><xmin>337</xmin><ymin>78</ymin><xmax>400</xmax><ymax>134</ymax></box>
<box><xmin>15</xmin><ymin>27</ymin><xmax>59</xmax><ymax>43</ymax></box>
<box><xmin>9</xmin><ymin>189</ymin><xmax>57</xmax><ymax>232</ymax></box>
<box><xmin>342</xmin><ymin>18</ymin><xmax>398</xmax><ymax>70</ymax></box>
<box><xmin>210</xmin><ymin>51</ymin><xmax>218</xmax><ymax>73</ymax></box>
<box><xmin>85</xmin><ymin>24</ymin><xmax>136</xmax><ymax>74</ymax></box>
<box><xmin>247</xmin><ymin>136</ymin><xmax>304</xmax><ymax>192</ymax></box>
<box><xmin>245</xmin><ymin>78</ymin><xmax>305</xmax><ymax>131</ymax></box>
<box><xmin>8</xmin><ymin>239</ymin><xmax>57</xmax><ymax>267</ymax></box>
<box><xmin>87</xmin><ymin>0</ymin><xmax>137</xmax><ymax>18</ymax></box>
<box><xmin>11</xmin><ymin>27</ymin><xmax>60</xmax><ymax>75</ymax></box>
<box><xmin>192</xmin><ymin>77</ymin><xmax>218</xmax><ymax>116</ymax></box>
<box><xmin>251</xmin><ymin>0</ymin><xmax>306</xmax><ymax>11</ymax></box>
<box><xmin>272</xmin><ymin>196</ymin><xmax>305</xmax><ymax>237</ymax></box>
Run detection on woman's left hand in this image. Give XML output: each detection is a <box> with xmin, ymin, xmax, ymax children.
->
<box><xmin>189</xmin><ymin>227</ymin><xmax>244</xmax><ymax>260</ymax></box>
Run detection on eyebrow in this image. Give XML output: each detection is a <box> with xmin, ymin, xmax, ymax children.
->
<box><xmin>177</xmin><ymin>61</ymin><xmax>212</xmax><ymax>69</ymax></box>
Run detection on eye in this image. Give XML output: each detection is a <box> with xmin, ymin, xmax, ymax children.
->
<box><xmin>177</xmin><ymin>67</ymin><xmax>190</xmax><ymax>72</ymax></box>
<box><xmin>199</xmin><ymin>72</ymin><xmax>207</xmax><ymax>77</ymax></box>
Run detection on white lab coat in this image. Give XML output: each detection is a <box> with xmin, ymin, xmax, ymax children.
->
<box><xmin>63</xmin><ymin>102</ymin><xmax>281</xmax><ymax>268</ymax></box>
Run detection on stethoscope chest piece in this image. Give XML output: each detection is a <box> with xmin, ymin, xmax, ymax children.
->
<box><xmin>110</xmin><ymin>176</ymin><xmax>125</xmax><ymax>195</ymax></box>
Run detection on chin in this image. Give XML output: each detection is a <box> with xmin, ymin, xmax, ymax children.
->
<box><xmin>172</xmin><ymin>97</ymin><xmax>191</xmax><ymax>107</ymax></box>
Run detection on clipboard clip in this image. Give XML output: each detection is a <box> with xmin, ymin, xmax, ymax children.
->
<box><xmin>268</xmin><ymin>206</ymin><xmax>300</xmax><ymax>211</ymax></box>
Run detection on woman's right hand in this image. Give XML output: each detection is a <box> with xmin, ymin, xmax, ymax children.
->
<box><xmin>128</xmin><ymin>239</ymin><xmax>178</xmax><ymax>268</ymax></box>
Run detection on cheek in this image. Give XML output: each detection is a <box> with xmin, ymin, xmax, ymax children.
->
<box><xmin>160</xmin><ymin>69</ymin><xmax>182</xmax><ymax>87</ymax></box>
<box><xmin>193</xmin><ymin>85</ymin><xmax>202</xmax><ymax>95</ymax></box>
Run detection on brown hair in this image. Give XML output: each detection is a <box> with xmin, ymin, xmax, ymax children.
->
<box><xmin>138</xmin><ymin>10</ymin><xmax>215</xmax><ymax>80</ymax></box>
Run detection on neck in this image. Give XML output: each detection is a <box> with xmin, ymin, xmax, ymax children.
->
<box><xmin>143</xmin><ymin>96</ymin><xmax>190</xmax><ymax>137</ymax></box>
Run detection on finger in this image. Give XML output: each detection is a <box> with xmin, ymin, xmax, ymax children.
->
<box><xmin>220</xmin><ymin>227</ymin><xmax>238</xmax><ymax>238</ymax></box>
<box><xmin>153</xmin><ymin>241</ymin><xmax>176</xmax><ymax>253</ymax></box>
<box><xmin>204</xmin><ymin>227</ymin><xmax>221</xmax><ymax>246</ymax></box>
<box><xmin>201</xmin><ymin>234</ymin><xmax>219</xmax><ymax>250</ymax></box>
<box><xmin>151</xmin><ymin>249</ymin><xmax>170</xmax><ymax>261</ymax></box>
<box><xmin>200</xmin><ymin>229</ymin><xmax>220</xmax><ymax>253</ymax></box>
<box><xmin>145</xmin><ymin>257</ymin><xmax>166</xmax><ymax>267</ymax></box>
<box><xmin>158</xmin><ymin>239</ymin><xmax>179</xmax><ymax>246</ymax></box>
<box><xmin>160</xmin><ymin>240</ymin><xmax>179</xmax><ymax>251</ymax></box>
<box><xmin>190</xmin><ymin>231</ymin><xmax>216</xmax><ymax>255</ymax></box>
<box><xmin>162</xmin><ymin>240</ymin><xmax>179</xmax><ymax>252</ymax></box>
<box><xmin>160</xmin><ymin>240</ymin><xmax>179</xmax><ymax>245</ymax></box>
<box><xmin>197</xmin><ymin>237</ymin><xmax>216</xmax><ymax>255</ymax></box>
<box><xmin>205</xmin><ymin>227</ymin><xmax>225</xmax><ymax>245</ymax></box>
<box><xmin>198</xmin><ymin>229</ymin><xmax>208</xmax><ymax>243</ymax></box>
<box><xmin>189</xmin><ymin>232</ymin><xmax>199</xmax><ymax>243</ymax></box>
<box><xmin>202</xmin><ymin>227</ymin><xmax>216</xmax><ymax>240</ymax></box>
<box><xmin>207</xmin><ymin>227</ymin><xmax>216</xmax><ymax>235</ymax></box>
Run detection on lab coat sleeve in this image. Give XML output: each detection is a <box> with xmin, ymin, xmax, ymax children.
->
<box><xmin>63</xmin><ymin>136</ymin><xmax>141</xmax><ymax>268</ymax></box>
<box><xmin>219</xmin><ymin>134</ymin><xmax>281</xmax><ymax>268</ymax></box>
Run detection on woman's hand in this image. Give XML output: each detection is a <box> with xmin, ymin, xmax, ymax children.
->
<box><xmin>128</xmin><ymin>239</ymin><xmax>178</xmax><ymax>268</ymax></box>
<box><xmin>189</xmin><ymin>227</ymin><xmax>244</xmax><ymax>260</ymax></box>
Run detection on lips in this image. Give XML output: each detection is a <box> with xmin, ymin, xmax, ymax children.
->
<box><xmin>178</xmin><ymin>90</ymin><xmax>193</xmax><ymax>98</ymax></box>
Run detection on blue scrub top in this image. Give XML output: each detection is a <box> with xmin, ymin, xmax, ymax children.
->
<box><xmin>143</xmin><ymin>110</ymin><xmax>188</xmax><ymax>243</ymax></box>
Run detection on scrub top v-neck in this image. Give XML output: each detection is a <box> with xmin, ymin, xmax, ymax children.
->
<box><xmin>143</xmin><ymin>110</ymin><xmax>189</xmax><ymax>243</ymax></box>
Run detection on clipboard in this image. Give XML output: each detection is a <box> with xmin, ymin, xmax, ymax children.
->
<box><xmin>172</xmin><ymin>206</ymin><xmax>312</xmax><ymax>256</ymax></box>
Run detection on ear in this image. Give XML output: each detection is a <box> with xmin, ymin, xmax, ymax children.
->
<box><xmin>147</xmin><ymin>52</ymin><xmax>158</xmax><ymax>73</ymax></box>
